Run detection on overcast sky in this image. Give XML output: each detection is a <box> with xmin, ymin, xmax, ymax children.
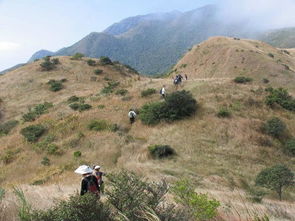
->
<box><xmin>1</xmin><ymin>0</ymin><xmax>295</xmax><ymax>71</ymax></box>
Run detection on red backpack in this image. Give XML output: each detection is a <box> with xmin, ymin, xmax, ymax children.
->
<box><xmin>86</xmin><ymin>176</ymin><xmax>99</xmax><ymax>193</ymax></box>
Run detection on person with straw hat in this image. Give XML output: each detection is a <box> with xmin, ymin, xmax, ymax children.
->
<box><xmin>75</xmin><ymin>165</ymin><xmax>100</xmax><ymax>196</ymax></box>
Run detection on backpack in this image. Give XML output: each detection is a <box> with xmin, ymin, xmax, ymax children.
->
<box><xmin>159</xmin><ymin>88</ymin><xmax>162</xmax><ymax>94</ymax></box>
<box><xmin>86</xmin><ymin>176</ymin><xmax>99</xmax><ymax>193</ymax></box>
<box><xmin>128</xmin><ymin>111</ymin><xmax>136</xmax><ymax>118</ymax></box>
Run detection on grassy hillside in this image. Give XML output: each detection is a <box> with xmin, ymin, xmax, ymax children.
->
<box><xmin>1</xmin><ymin>38</ymin><xmax>295</xmax><ymax>220</ymax></box>
<box><xmin>260</xmin><ymin>27</ymin><xmax>295</xmax><ymax>48</ymax></box>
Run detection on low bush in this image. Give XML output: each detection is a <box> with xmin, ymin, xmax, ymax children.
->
<box><xmin>41</xmin><ymin>157</ymin><xmax>50</xmax><ymax>166</ymax></box>
<box><xmin>73</xmin><ymin>151</ymin><xmax>82</xmax><ymax>158</ymax></box>
<box><xmin>115</xmin><ymin>89</ymin><xmax>128</xmax><ymax>96</ymax></box>
<box><xmin>97</xmin><ymin>105</ymin><xmax>105</xmax><ymax>109</ymax></box>
<box><xmin>71</xmin><ymin>53</ymin><xmax>84</xmax><ymax>60</ymax></box>
<box><xmin>31</xmin><ymin>193</ymin><xmax>112</xmax><ymax>221</ymax></box>
<box><xmin>217</xmin><ymin>107</ymin><xmax>231</xmax><ymax>118</ymax></box>
<box><xmin>148</xmin><ymin>145</ymin><xmax>175</xmax><ymax>159</ymax></box>
<box><xmin>69</xmin><ymin>102</ymin><xmax>80</xmax><ymax>111</ymax></box>
<box><xmin>0</xmin><ymin>149</ymin><xmax>20</xmax><ymax>164</ymax></box>
<box><xmin>20</xmin><ymin>124</ymin><xmax>46</xmax><ymax>142</ymax></box>
<box><xmin>22</xmin><ymin>102</ymin><xmax>53</xmax><ymax>122</ymax></box>
<box><xmin>88</xmin><ymin>120</ymin><xmax>109</xmax><ymax>131</ymax></box>
<box><xmin>265</xmin><ymin>87</ymin><xmax>295</xmax><ymax>111</ymax></box>
<box><xmin>262</xmin><ymin>117</ymin><xmax>286</xmax><ymax>139</ymax></box>
<box><xmin>69</xmin><ymin>103</ymin><xmax>92</xmax><ymax>112</ymax></box>
<box><xmin>40</xmin><ymin>56</ymin><xmax>56</xmax><ymax>71</ymax></box>
<box><xmin>140</xmin><ymin>90</ymin><xmax>197</xmax><ymax>125</ymax></box>
<box><xmin>234</xmin><ymin>76</ymin><xmax>253</xmax><ymax>84</ymax></box>
<box><xmin>51</xmin><ymin>58</ymin><xmax>60</xmax><ymax>65</ymax></box>
<box><xmin>46</xmin><ymin>144</ymin><xmax>62</xmax><ymax>155</ymax></box>
<box><xmin>99</xmin><ymin>56</ymin><xmax>113</xmax><ymax>65</ymax></box>
<box><xmin>101</xmin><ymin>81</ymin><xmax>120</xmax><ymax>94</ymax></box>
<box><xmin>262</xmin><ymin>78</ymin><xmax>269</xmax><ymax>84</ymax></box>
<box><xmin>141</xmin><ymin>88</ymin><xmax>157</xmax><ymax>97</ymax></box>
<box><xmin>67</xmin><ymin>96</ymin><xmax>80</xmax><ymax>103</ymax></box>
<box><xmin>47</xmin><ymin>80</ymin><xmax>63</xmax><ymax>92</ymax></box>
<box><xmin>87</xmin><ymin>59</ymin><xmax>96</xmax><ymax>66</ymax></box>
<box><xmin>94</xmin><ymin>69</ymin><xmax>103</xmax><ymax>75</ymax></box>
<box><xmin>0</xmin><ymin>120</ymin><xmax>18</xmax><ymax>135</ymax></box>
<box><xmin>268</xmin><ymin>53</ymin><xmax>274</xmax><ymax>58</ymax></box>
<box><xmin>284</xmin><ymin>139</ymin><xmax>295</xmax><ymax>156</ymax></box>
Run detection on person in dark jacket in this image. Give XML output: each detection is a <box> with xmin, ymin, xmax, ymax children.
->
<box><xmin>75</xmin><ymin>165</ymin><xmax>100</xmax><ymax>196</ymax></box>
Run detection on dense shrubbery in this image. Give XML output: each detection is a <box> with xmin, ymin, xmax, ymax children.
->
<box><xmin>0</xmin><ymin>120</ymin><xmax>18</xmax><ymax>135</ymax></box>
<box><xmin>262</xmin><ymin>117</ymin><xmax>286</xmax><ymax>139</ymax></box>
<box><xmin>87</xmin><ymin>59</ymin><xmax>96</xmax><ymax>66</ymax></box>
<box><xmin>101</xmin><ymin>81</ymin><xmax>120</xmax><ymax>94</ymax></box>
<box><xmin>94</xmin><ymin>69</ymin><xmax>103</xmax><ymax>75</ymax></box>
<box><xmin>71</xmin><ymin>53</ymin><xmax>84</xmax><ymax>60</ymax></box>
<box><xmin>255</xmin><ymin>165</ymin><xmax>294</xmax><ymax>200</ymax></box>
<box><xmin>115</xmin><ymin>89</ymin><xmax>128</xmax><ymax>96</ymax></box>
<box><xmin>47</xmin><ymin>80</ymin><xmax>63</xmax><ymax>92</ymax></box>
<box><xmin>284</xmin><ymin>139</ymin><xmax>295</xmax><ymax>156</ymax></box>
<box><xmin>22</xmin><ymin>102</ymin><xmax>53</xmax><ymax>122</ymax></box>
<box><xmin>99</xmin><ymin>56</ymin><xmax>113</xmax><ymax>65</ymax></box>
<box><xmin>234</xmin><ymin>76</ymin><xmax>252</xmax><ymax>83</ymax></box>
<box><xmin>40</xmin><ymin>56</ymin><xmax>58</xmax><ymax>71</ymax></box>
<box><xmin>148</xmin><ymin>145</ymin><xmax>175</xmax><ymax>159</ymax></box>
<box><xmin>14</xmin><ymin>171</ymin><xmax>220</xmax><ymax>221</ymax></box>
<box><xmin>20</xmin><ymin>125</ymin><xmax>46</xmax><ymax>142</ymax></box>
<box><xmin>141</xmin><ymin>88</ymin><xmax>157</xmax><ymax>97</ymax></box>
<box><xmin>67</xmin><ymin>96</ymin><xmax>81</xmax><ymax>103</ymax></box>
<box><xmin>265</xmin><ymin>87</ymin><xmax>295</xmax><ymax>111</ymax></box>
<box><xmin>69</xmin><ymin>103</ymin><xmax>92</xmax><ymax>112</ymax></box>
<box><xmin>140</xmin><ymin>90</ymin><xmax>197</xmax><ymax>125</ymax></box>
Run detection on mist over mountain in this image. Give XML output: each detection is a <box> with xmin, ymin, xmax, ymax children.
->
<box><xmin>28</xmin><ymin>4</ymin><xmax>295</xmax><ymax>75</ymax></box>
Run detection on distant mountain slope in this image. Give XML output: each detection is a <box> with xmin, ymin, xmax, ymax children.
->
<box><xmin>27</xmin><ymin>5</ymin><xmax>295</xmax><ymax>75</ymax></box>
<box><xmin>0</xmin><ymin>63</ymin><xmax>26</xmax><ymax>75</ymax></box>
<box><xmin>28</xmin><ymin>50</ymin><xmax>54</xmax><ymax>62</ymax></box>
<box><xmin>260</xmin><ymin>27</ymin><xmax>295</xmax><ymax>48</ymax></box>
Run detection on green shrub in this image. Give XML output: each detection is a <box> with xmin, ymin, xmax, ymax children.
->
<box><xmin>41</xmin><ymin>157</ymin><xmax>50</xmax><ymax>166</ymax></box>
<box><xmin>47</xmin><ymin>80</ymin><xmax>63</xmax><ymax>92</ymax></box>
<box><xmin>23</xmin><ymin>102</ymin><xmax>53</xmax><ymax>122</ymax></box>
<box><xmin>67</xmin><ymin>96</ymin><xmax>80</xmax><ymax>103</ymax></box>
<box><xmin>46</xmin><ymin>144</ymin><xmax>61</xmax><ymax>155</ymax></box>
<box><xmin>262</xmin><ymin>117</ymin><xmax>286</xmax><ymax>139</ymax></box>
<box><xmin>73</xmin><ymin>151</ymin><xmax>82</xmax><ymax>158</ymax></box>
<box><xmin>94</xmin><ymin>69</ymin><xmax>103</xmax><ymax>75</ymax></box>
<box><xmin>51</xmin><ymin>58</ymin><xmax>60</xmax><ymax>65</ymax></box>
<box><xmin>217</xmin><ymin>107</ymin><xmax>231</xmax><ymax>118</ymax></box>
<box><xmin>101</xmin><ymin>81</ymin><xmax>120</xmax><ymax>94</ymax></box>
<box><xmin>88</xmin><ymin>120</ymin><xmax>109</xmax><ymax>131</ymax></box>
<box><xmin>0</xmin><ymin>149</ymin><xmax>20</xmax><ymax>164</ymax></box>
<box><xmin>87</xmin><ymin>59</ymin><xmax>96</xmax><ymax>66</ymax></box>
<box><xmin>71</xmin><ymin>53</ymin><xmax>84</xmax><ymax>60</ymax></box>
<box><xmin>31</xmin><ymin>193</ymin><xmax>112</xmax><ymax>221</ymax></box>
<box><xmin>140</xmin><ymin>102</ymin><xmax>165</xmax><ymax>125</ymax></box>
<box><xmin>141</xmin><ymin>88</ymin><xmax>157</xmax><ymax>97</ymax></box>
<box><xmin>0</xmin><ymin>120</ymin><xmax>19</xmax><ymax>135</ymax></box>
<box><xmin>234</xmin><ymin>76</ymin><xmax>252</xmax><ymax>83</ymax></box>
<box><xmin>21</xmin><ymin>125</ymin><xmax>45</xmax><ymax>142</ymax></box>
<box><xmin>115</xmin><ymin>89</ymin><xmax>128</xmax><ymax>96</ymax></box>
<box><xmin>97</xmin><ymin>105</ymin><xmax>105</xmax><ymax>109</ymax></box>
<box><xmin>99</xmin><ymin>56</ymin><xmax>113</xmax><ymax>65</ymax></box>
<box><xmin>148</xmin><ymin>145</ymin><xmax>175</xmax><ymax>159</ymax></box>
<box><xmin>265</xmin><ymin>87</ymin><xmax>295</xmax><ymax>111</ymax></box>
<box><xmin>263</xmin><ymin>78</ymin><xmax>269</xmax><ymax>84</ymax></box>
<box><xmin>172</xmin><ymin>179</ymin><xmax>220</xmax><ymax>220</ymax></box>
<box><xmin>268</xmin><ymin>53</ymin><xmax>274</xmax><ymax>58</ymax></box>
<box><xmin>247</xmin><ymin>187</ymin><xmax>266</xmax><ymax>203</ymax></box>
<box><xmin>284</xmin><ymin>139</ymin><xmax>295</xmax><ymax>156</ymax></box>
<box><xmin>255</xmin><ymin>164</ymin><xmax>294</xmax><ymax>200</ymax></box>
<box><xmin>69</xmin><ymin>103</ymin><xmax>92</xmax><ymax>112</ymax></box>
<box><xmin>40</xmin><ymin>57</ymin><xmax>56</xmax><ymax>71</ymax></box>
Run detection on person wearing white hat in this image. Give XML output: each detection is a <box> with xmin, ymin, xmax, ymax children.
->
<box><xmin>75</xmin><ymin>165</ymin><xmax>100</xmax><ymax>196</ymax></box>
<box><xmin>93</xmin><ymin>165</ymin><xmax>105</xmax><ymax>193</ymax></box>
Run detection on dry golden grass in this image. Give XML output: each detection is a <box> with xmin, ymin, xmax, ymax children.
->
<box><xmin>0</xmin><ymin>38</ymin><xmax>294</xmax><ymax>220</ymax></box>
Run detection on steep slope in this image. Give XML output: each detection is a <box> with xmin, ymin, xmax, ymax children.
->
<box><xmin>1</xmin><ymin>38</ymin><xmax>295</xmax><ymax>220</ymax></box>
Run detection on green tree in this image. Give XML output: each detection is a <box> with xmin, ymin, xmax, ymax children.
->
<box><xmin>255</xmin><ymin>165</ymin><xmax>294</xmax><ymax>200</ymax></box>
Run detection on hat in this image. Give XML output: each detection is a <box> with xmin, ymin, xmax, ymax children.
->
<box><xmin>94</xmin><ymin>165</ymin><xmax>101</xmax><ymax>170</ymax></box>
<box><xmin>74</xmin><ymin>165</ymin><xmax>93</xmax><ymax>175</ymax></box>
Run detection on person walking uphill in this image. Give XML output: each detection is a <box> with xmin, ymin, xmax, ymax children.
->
<box><xmin>93</xmin><ymin>165</ymin><xmax>105</xmax><ymax>193</ymax></box>
<box><xmin>75</xmin><ymin>165</ymin><xmax>100</xmax><ymax>196</ymax></box>
<box><xmin>128</xmin><ymin>109</ymin><xmax>137</xmax><ymax>124</ymax></box>
<box><xmin>160</xmin><ymin>85</ymin><xmax>166</xmax><ymax>98</ymax></box>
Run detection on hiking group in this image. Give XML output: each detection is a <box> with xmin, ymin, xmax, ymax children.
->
<box><xmin>75</xmin><ymin>165</ymin><xmax>105</xmax><ymax>197</ymax></box>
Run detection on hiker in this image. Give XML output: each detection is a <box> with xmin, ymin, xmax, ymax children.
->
<box><xmin>75</xmin><ymin>165</ymin><xmax>100</xmax><ymax>196</ymax></box>
<box><xmin>128</xmin><ymin>109</ymin><xmax>137</xmax><ymax>124</ymax></box>
<box><xmin>160</xmin><ymin>85</ymin><xmax>166</xmax><ymax>98</ymax></box>
<box><xmin>93</xmin><ymin>165</ymin><xmax>105</xmax><ymax>193</ymax></box>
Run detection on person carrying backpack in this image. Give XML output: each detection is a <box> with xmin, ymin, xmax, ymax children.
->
<box><xmin>128</xmin><ymin>109</ymin><xmax>137</xmax><ymax>124</ymax></box>
<box><xmin>93</xmin><ymin>165</ymin><xmax>105</xmax><ymax>193</ymax></box>
<box><xmin>75</xmin><ymin>165</ymin><xmax>100</xmax><ymax>196</ymax></box>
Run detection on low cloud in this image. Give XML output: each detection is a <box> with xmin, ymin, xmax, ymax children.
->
<box><xmin>0</xmin><ymin>41</ymin><xmax>20</xmax><ymax>51</ymax></box>
<box><xmin>216</xmin><ymin>0</ymin><xmax>295</xmax><ymax>30</ymax></box>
